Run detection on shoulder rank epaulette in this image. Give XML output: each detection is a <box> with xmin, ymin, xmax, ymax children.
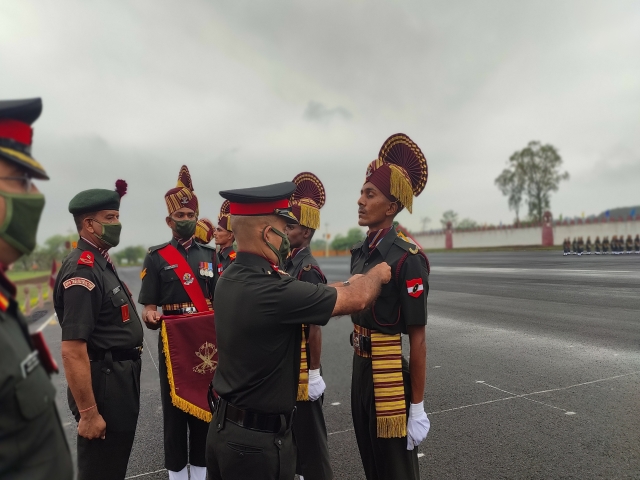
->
<box><xmin>77</xmin><ymin>251</ymin><xmax>95</xmax><ymax>267</ymax></box>
<box><xmin>394</xmin><ymin>236</ymin><xmax>420</xmax><ymax>254</ymax></box>
<box><xmin>350</xmin><ymin>241</ymin><xmax>364</xmax><ymax>253</ymax></box>
<box><xmin>198</xmin><ymin>243</ymin><xmax>216</xmax><ymax>251</ymax></box>
<box><xmin>302</xmin><ymin>264</ymin><xmax>312</xmax><ymax>272</ymax></box>
<box><xmin>148</xmin><ymin>241</ymin><xmax>171</xmax><ymax>254</ymax></box>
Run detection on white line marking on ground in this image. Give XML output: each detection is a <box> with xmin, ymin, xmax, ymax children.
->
<box><xmin>418</xmin><ymin>453</ymin><xmax>425</xmax><ymax>458</ymax></box>
<box><xmin>330</xmin><ymin>402</ymin><xmax>341</xmax><ymax>406</ymax></box>
<box><xmin>478</xmin><ymin>381</ymin><xmax>569</xmax><ymax>413</ymax></box>
<box><xmin>143</xmin><ymin>336</ymin><xmax>159</xmax><ymax>373</ymax></box>
<box><xmin>36</xmin><ymin>312</ymin><xmax>56</xmax><ymax>332</ymax></box>
<box><xmin>430</xmin><ymin>371</ymin><xmax>640</xmax><ymax>416</ymax></box>
<box><xmin>565</xmin><ymin>412</ymin><xmax>576</xmax><ymax>415</ymax></box>
<box><xmin>328</xmin><ymin>428</ymin><xmax>354</xmax><ymax>436</ymax></box>
<box><xmin>125</xmin><ymin>469</ymin><xmax>166</xmax><ymax>479</ymax></box>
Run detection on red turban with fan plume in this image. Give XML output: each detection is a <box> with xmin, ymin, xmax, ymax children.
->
<box><xmin>364</xmin><ymin>134</ymin><xmax>428</xmax><ymax>213</ymax></box>
<box><xmin>290</xmin><ymin>172</ymin><xmax>326</xmax><ymax>230</ymax></box>
<box><xmin>217</xmin><ymin>200</ymin><xmax>232</xmax><ymax>231</ymax></box>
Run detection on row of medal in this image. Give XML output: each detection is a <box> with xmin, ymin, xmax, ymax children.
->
<box><xmin>199</xmin><ymin>262</ymin><xmax>215</xmax><ymax>277</ymax></box>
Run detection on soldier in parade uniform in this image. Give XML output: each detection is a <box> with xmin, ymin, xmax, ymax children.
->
<box><xmin>214</xmin><ymin>200</ymin><xmax>236</xmax><ymax>275</ymax></box>
<box><xmin>571</xmin><ymin>238</ymin><xmax>577</xmax><ymax>255</ymax></box>
<box><xmin>206</xmin><ymin>182</ymin><xmax>391</xmax><ymax>480</ymax></box>
<box><xmin>585</xmin><ymin>236</ymin><xmax>592</xmax><ymax>254</ymax></box>
<box><xmin>283</xmin><ymin>172</ymin><xmax>333</xmax><ymax>480</ymax></box>
<box><xmin>635</xmin><ymin>234</ymin><xmax>640</xmax><ymax>253</ymax></box>
<box><xmin>0</xmin><ymin>98</ymin><xmax>73</xmax><ymax>480</ymax></box>
<box><xmin>56</xmin><ymin>180</ymin><xmax>144</xmax><ymax>480</ymax></box>
<box><xmin>603</xmin><ymin>236</ymin><xmax>610</xmax><ymax>254</ymax></box>
<box><xmin>194</xmin><ymin>218</ymin><xmax>215</xmax><ymax>245</ymax></box>
<box><xmin>350</xmin><ymin>134</ymin><xmax>431</xmax><ymax>480</ymax></box>
<box><xmin>626</xmin><ymin>235</ymin><xmax>633</xmax><ymax>254</ymax></box>
<box><xmin>594</xmin><ymin>236</ymin><xmax>601</xmax><ymax>254</ymax></box>
<box><xmin>577</xmin><ymin>237</ymin><xmax>584</xmax><ymax>256</ymax></box>
<box><xmin>138</xmin><ymin>166</ymin><xmax>216</xmax><ymax>480</ymax></box>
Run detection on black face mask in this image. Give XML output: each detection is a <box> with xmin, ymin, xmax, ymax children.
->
<box><xmin>263</xmin><ymin>225</ymin><xmax>290</xmax><ymax>265</ymax></box>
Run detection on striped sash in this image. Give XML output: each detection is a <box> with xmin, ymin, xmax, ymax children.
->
<box><xmin>296</xmin><ymin>325</ymin><xmax>309</xmax><ymax>401</ymax></box>
<box><xmin>371</xmin><ymin>330</ymin><xmax>406</xmax><ymax>438</ymax></box>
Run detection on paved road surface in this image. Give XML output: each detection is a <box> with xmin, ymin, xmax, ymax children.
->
<box><xmin>33</xmin><ymin>251</ymin><xmax>640</xmax><ymax>479</ymax></box>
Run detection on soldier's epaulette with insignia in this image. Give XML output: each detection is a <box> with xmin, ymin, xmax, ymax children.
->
<box><xmin>148</xmin><ymin>241</ymin><xmax>171</xmax><ymax>254</ymax></box>
<box><xmin>393</xmin><ymin>236</ymin><xmax>420</xmax><ymax>254</ymax></box>
<box><xmin>197</xmin><ymin>243</ymin><xmax>216</xmax><ymax>251</ymax></box>
<box><xmin>302</xmin><ymin>264</ymin><xmax>313</xmax><ymax>272</ymax></box>
<box><xmin>350</xmin><ymin>241</ymin><xmax>364</xmax><ymax>253</ymax></box>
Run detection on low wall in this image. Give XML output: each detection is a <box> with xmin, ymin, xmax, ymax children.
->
<box><xmin>413</xmin><ymin>218</ymin><xmax>640</xmax><ymax>250</ymax></box>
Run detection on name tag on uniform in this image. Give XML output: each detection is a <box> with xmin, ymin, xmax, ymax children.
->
<box><xmin>121</xmin><ymin>304</ymin><xmax>130</xmax><ymax>322</ymax></box>
<box><xmin>112</xmin><ymin>286</ymin><xmax>121</xmax><ymax>295</ymax></box>
<box><xmin>163</xmin><ymin>264</ymin><xmax>178</xmax><ymax>271</ymax></box>
<box><xmin>20</xmin><ymin>351</ymin><xmax>40</xmax><ymax>378</ymax></box>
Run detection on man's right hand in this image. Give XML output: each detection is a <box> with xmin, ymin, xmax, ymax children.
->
<box><xmin>78</xmin><ymin>408</ymin><xmax>107</xmax><ymax>440</ymax></box>
<box><xmin>143</xmin><ymin>310</ymin><xmax>162</xmax><ymax>330</ymax></box>
<box><xmin>370</xmin><ymin>262</ymin><xmax>391</xmax><ymax>284</ymax></box>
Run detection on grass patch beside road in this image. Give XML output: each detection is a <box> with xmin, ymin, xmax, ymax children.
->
<box><xmin>7</xmin><ymin>270</ymin><xmax>49</xmax><ymax>282</ymax></box>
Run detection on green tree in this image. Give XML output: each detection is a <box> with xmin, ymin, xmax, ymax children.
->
<box><xmin>330</xmin><ymin>227</ymin><xmax>365</xmax><ymax>251</ymax></box>
<box><xmin>310</xmin><ymin>238</ymin><xmax>327</xmax><ymax>251</ymax></box>
<box><xmin>497</xmin><ymin>141</ymin><xmax>569</xmax><ymax>223</ymax></box>
<box><xmin>113</xmin><ymin>245</ymin><xmax>147</xmax><ymax>265</ymax></box>
<box><xmin>495</xmin><ymin>166</ymin><xmax>525</xmax><ymax>223</ymax></box>
<box><xmin>440</xmin><ymin>210</ymin><xmax>458</xmax><ymax>229</ymax></box>
<box><xmin>457</xmin><ymin>218</ymin><xmax>478</xmax><ymax>229</ymax></box>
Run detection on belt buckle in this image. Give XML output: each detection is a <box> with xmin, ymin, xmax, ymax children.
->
<box><xmin>184</xmin><ymin>306</ymin><xmax>197</xmax><ymax>314</ymax></box>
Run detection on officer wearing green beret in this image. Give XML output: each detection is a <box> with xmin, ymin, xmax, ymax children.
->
<box><xmin>0</xmin><ymin>98</ymin><xmax>73</xmax><ymax>480</ymax></box>
<box><xmin>54</xmin><ymin>180</ymin><xmax>143</xmax><ymax>480</ymax></box>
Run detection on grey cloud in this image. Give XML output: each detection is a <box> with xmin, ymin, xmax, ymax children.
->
<box><xmin>303</xmin><ymin>101</ymin><xmax>352</xmax><ymax>123</ymax></box>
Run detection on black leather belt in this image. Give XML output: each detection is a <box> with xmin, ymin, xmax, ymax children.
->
<box><xmin>162</xmin><ymin>307</ymin><xmax>197</xmax><ymax>316</ymax></box>
<box><xmin>209</xmin><ymin>387</ymin><xmax>295</xmax><ymax>433</ymax></box>
<box><xmin>88</xmin><ymin>346</ymin><xmax>143</xmax><ymax>362</ymax></box>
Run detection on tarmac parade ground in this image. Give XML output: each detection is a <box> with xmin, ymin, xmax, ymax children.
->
<box><xmin>32</xmin><ymin>251</ymin><xmax>640</xmax><ymax>479</ymax></box>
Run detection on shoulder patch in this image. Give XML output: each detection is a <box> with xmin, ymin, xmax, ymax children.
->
<box><xmin>148</xmin><ymin>241</ymin><xmax>171</xmax><ymax>254</ymax></box>
<box><xmin>77</xmin><ymin>251</ymin><xmax>94</xmax><ymax>267</ymax></box>
<box><xmin>302</xmin><ymin>264</ymin><xmax>312</xmax><ymax>272</ymax></box>
<box><xmin>63</xmin><ymin>277</ymin><xmax>96</xmax><ymax>291</ymax></box>
<box><xmin>140</xmin><ymin>268</ymin><xmax>147</xmax><ymax>280</ymax></box>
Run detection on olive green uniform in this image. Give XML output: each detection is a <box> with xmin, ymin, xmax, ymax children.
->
<box><xmin>0</xmin><ymin>271</ymin><xmax>73</xmax><ymax>480</ymax></box>
<box><xmin>283</xmin><ymin>247</ymin><xmax>333</xmax><ymax>480</ymax></box>
<box><xmin>350</xmin><ymin>229</ymin><xmax>429</xmax><ymax>480</ymax></box>
<box><xmin>206</xmin><ymin>252</ymin><xmax>337</xmax><ymax>480</ymax></box>
<box><xmin>138</xmin><ymin>238</ymin><xmax>217</xmax><ymax>472</ymax></box>
<box><xmin>54</xmin><ymin>238</ymin><xmax>144</xmax><ymax>480</ymax></box>
<box><xmin>216</xmin><ymin>245</ymin><xmax>235</xmax><ymax>275</ymax></box>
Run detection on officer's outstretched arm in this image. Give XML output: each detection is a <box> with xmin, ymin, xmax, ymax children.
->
<box><xmin>331</xmin><ymin>262</ymin><xmax>391</xmax><ymax>316</ymax></box>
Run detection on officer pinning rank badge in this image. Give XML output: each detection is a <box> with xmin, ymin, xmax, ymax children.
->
<box><xmin>199</xmin><ymin>262</ymin><xmax>214</xmax><ymax>277</ymax></box>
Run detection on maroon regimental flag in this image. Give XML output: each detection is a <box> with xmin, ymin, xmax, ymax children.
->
<box><xmin>161</xmin><ymin>311</ymin><xmax>217</xmax><ymax>422</ymax></box>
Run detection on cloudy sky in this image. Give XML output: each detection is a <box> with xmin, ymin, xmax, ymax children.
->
<box><xmin>1</xmin><ymin>0</ymin><xmax>639</xmax><ymax>248</ymax></box>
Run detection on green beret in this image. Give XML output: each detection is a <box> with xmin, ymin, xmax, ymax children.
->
<box><xmin>68</xmin><ymin>180</ymin><xmax>128</xmax><ymax>215</ymax></box>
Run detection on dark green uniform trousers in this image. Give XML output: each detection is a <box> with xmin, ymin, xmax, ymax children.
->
<box><xmin>293</xmin><ymin>396</ymin><xmax>333</xmax><ymax>480</ymax></box>
<box><xmin>77</xmin><ymin>431</ymin><xmax>135</xmax><ymax>480</ymax></box>
<box><xmin>351</xmin><ymin>354</ymin><xmax>419</xmax><ymax>480</ymax></box>
<box><xmin>205</xmin><ymin>403</ymin><xmax>295</xmax><ymax>480</ymax></box>
<box><xmin>158</xmin><ymin>337</ymin><xmax>208</xmax><ymax>471</ymax></box>
<box><xmin>70</xmin><ymin>356</ymin><xmax>141</xmax><ymax>480</ymax></box>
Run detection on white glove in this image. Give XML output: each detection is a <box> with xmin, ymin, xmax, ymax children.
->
<box><xmin>308</xmin><ymin>369</ymin><xmax>326</xmax><ymax>401</ymax></box>
<box><xmin>407</xmin><ymin>401</ymin><xmax>430</xmax><ymax>450</ymax></box>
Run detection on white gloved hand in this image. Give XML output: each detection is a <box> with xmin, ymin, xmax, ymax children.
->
<box><xmin>406</xmin><ymin>401</ymin><xmax>430</xmax><ymax>450</ymax></box>
<box><xmin>308</xmin><ymin>369</ymin><xmax>326</xmax><ymax>401</ymax></box>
